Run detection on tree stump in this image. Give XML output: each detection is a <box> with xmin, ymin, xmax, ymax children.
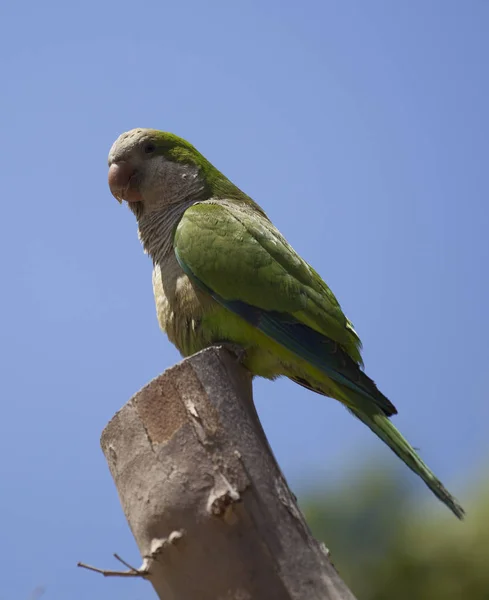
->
<box><xmin>99</xmin><ymin>346</ymin><xmax>356</xmax><ymax>600</ymax></box>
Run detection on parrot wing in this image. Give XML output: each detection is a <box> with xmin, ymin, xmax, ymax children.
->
<box><xmin>174</xmin><ymin>200</ymin><xmax>397</xmax><ymax>416</ymax></box>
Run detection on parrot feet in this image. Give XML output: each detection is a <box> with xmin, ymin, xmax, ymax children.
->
<box><xmin>217</xmin><ymin>342</ymin><xmax>247</xmax><ymax>364</ymax></box>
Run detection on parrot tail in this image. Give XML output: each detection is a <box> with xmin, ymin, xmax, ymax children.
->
<box><xmin>349</xmin><ymin>404</ymin><xmax>465</xmax><ymax>519</ymax></box>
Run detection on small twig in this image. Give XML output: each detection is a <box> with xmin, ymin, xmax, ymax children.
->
<box><xmin>77</xmin><ymin>553</ymin><xmax>148</xmax><ymax>578</ymax></box>
<box><xmin>114</xmin><ymin>553</ymin><xmax>142</xmax><ymax>572</ymax></box>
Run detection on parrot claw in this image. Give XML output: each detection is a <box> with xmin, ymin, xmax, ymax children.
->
<box><xmin>218</xmin><ymin>343</ymin><xmax>247</xmax><ymax>364</ymax></box>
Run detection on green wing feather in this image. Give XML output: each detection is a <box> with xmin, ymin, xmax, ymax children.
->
<box><xmin>176</xmin><ymin>201</ymin><xmax>359</xmax><ymax>349</ymax></box>
<box><xmin>174</xmin><ymin>200</ymin><xmax>395</xmax><ymax>415</ymax></box>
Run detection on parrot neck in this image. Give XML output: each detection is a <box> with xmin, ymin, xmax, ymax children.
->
<box><xmin>136</xmin><ymin>198</ymin><xmax>198</xmax><ymax>263</ymax></box>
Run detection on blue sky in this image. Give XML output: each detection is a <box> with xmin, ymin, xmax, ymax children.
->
<box><xmin>1</xmin><ymin>1</ymin><xmax>488</xmax><ymax>598</ymax></box>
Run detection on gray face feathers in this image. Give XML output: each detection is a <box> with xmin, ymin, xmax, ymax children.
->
<box><xmin>108</xmin><ymin>128</ymin><xmax>206</xmax><ymax>217</ymax></box>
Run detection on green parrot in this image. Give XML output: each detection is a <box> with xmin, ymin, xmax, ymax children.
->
<box><xmin>108</xmin><ymin>128</ymin><xmax>464</xmax><ymax>519</ymax></box>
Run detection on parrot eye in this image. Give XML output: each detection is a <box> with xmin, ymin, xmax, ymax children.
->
<box><xmin>143</xmin><ymin>142</ymin><xmax>156</xmax><ymax>155</ymax></box>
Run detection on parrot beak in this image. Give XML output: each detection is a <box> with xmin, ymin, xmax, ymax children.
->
<box><xmin>108</xmin><ymin>161</ymin><xmax>143</xmax><ymax>203</ymax></box>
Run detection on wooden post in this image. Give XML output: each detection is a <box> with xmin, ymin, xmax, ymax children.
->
<box><xmin>98</xmin><ymin>346</ymin><xmax>356</xmax><ymax>600</ymax></box>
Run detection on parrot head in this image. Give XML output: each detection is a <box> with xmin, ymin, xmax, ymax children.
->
<box><xmin>108</xmin><ymin>128</ymin><xmax>264</xmax><ymax>220</ymax></box>
<box><xmin>108</xmin><ymin>128</ymin><xmax>211</xmax><ymax>217</ymax></box>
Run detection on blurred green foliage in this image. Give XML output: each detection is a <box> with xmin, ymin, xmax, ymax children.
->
<box><xmin>301</xmin><ymin>464</ymin><xmax>488</xmax><ymax>599</ymax></box>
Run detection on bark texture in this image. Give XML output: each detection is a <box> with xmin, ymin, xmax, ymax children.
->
<box><xmin>101</xmin><ymin>346</ymin><xmax>356</xmax><ymax>600</ymax></box>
